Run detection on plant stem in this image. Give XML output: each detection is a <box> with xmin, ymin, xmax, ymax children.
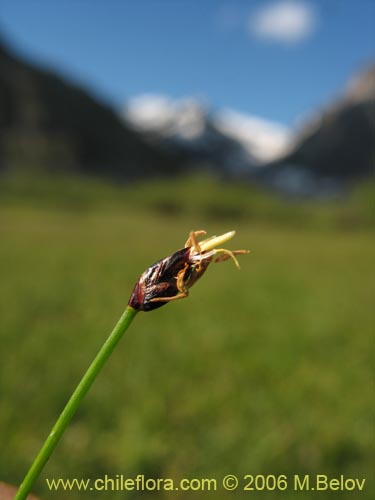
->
<box><xmin>14</xmin><ymin>306</ymin><xmax>138</xmax><ymax>500</ymax></box>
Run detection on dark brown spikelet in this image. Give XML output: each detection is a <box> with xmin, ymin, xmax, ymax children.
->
<box><xmin>128</xmin><ymin>230</ymin><xmax>249</xmax><ymax>312</ymax></box>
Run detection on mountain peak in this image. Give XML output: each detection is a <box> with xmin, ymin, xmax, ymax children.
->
<box><xmin>344</xmin><ymin>63</ymin><xmax>375</xmax><ymax>104</ymax></box>
<box><xmin>124</xmin><ymin>94</ymin><xmax>208</xmax><ymax>140</ymax></box>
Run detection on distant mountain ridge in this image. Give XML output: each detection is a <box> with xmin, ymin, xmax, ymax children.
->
<box><xmin>0</xmin><ymin>37</ymin><xmax>180</xmax><ymax>179</ymax></box>
<box><xmin>1</xmin><ymin>34</ymin><xmax>373</xmax><ymax>198</ymax></box>
<box><xmin>123</xmin><ymin>64</ymin><xmax>374</xmax><ymax>197</ymax></box>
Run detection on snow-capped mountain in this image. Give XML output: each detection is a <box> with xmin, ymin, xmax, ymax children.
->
<box><xmin>122</xmin><ymin>62</ymin><xmax>374</xmax><ymax>197</ymax></box>
<box><xmin>122</xmin><ymin>95</ymin><xmax>292</xmax><ymax>171</ymax></box>
<box><xmin>215</xmin><ymin>108</ymin><xmax>292</xmax><ymax>163</ymax></box>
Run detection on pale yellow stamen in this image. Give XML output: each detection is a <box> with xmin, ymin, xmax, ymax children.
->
<box><xmin>198</xmin><ymin>230</ymin><xmax>236</xmax><ymax>253</ymax></box>
<box><xmin>188</xmin><ymin>229</ymin><xmax>249</xmax><ymax>271</ymax></box>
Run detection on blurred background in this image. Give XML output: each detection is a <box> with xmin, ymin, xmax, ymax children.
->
<box><xmin>0</xmin><ymin>1</ymin><xmax>374</xmax><ymax>499</ymax></box>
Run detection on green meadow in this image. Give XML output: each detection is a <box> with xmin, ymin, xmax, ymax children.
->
<box><xmin>0</xmin><ymin>175</ymin><xmax>374</xmax><ymax>499</ymax></box>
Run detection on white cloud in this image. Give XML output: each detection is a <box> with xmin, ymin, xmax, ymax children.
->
<box><xmin>249</xmin><ymin>0</ymin><xmax>316</xmax><ymax>44</ymax></box>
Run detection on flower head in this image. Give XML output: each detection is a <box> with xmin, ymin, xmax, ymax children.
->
<box><xmin>129</xmin><ymin>230</ymin><xmax>249</xmax><ymax>312</ymax></box>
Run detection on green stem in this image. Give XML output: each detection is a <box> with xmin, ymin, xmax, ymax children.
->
<box><xmin>14</xmin><ymin>306</ymin><xmax>138</xmax><ymax>500</ymax></box>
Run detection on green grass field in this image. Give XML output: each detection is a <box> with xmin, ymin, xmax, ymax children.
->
<box><xmin>0</xmin><ymin>175</ymin><xmax>374</xmax><ymax>499</ymax></box>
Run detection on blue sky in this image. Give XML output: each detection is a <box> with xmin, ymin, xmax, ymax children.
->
<box><xmin>0</xmin><ymin>0</ymin><xmax>374</xmax><ymax>125</ymax></box>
